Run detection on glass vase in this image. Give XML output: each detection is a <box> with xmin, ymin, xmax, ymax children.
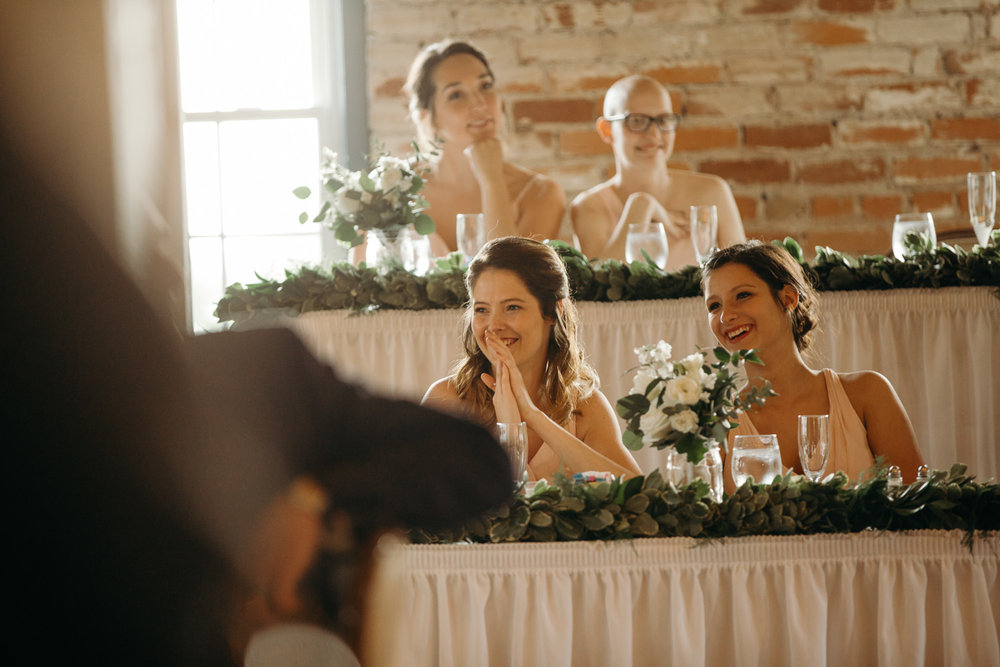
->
<box><xmin>366</xmin><ymin>226</ymin><xmax>430</xmax><ymax>274</ymax></box>
<box><xmin>664</xmin><ymin>440</ymin><xmax>723</xmax><ymax>503</ymax></box>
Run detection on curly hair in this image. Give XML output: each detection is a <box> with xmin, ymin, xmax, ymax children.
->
<box><xmin>700</xmin><ymin>241</ymin><xmax>819</xmax><ymax>351</ymax></box>
<box><xmin>452</xmin><ymin>237</ymin><xmax>598</xmax><ymax>426</ymax></box>
<box><xmin>403</xmin><ymin>40</ymin><xmax>494</xmax><ymax>150</ymax></box>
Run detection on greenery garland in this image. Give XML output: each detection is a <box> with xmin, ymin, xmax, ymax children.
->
<box><xmin>215</xmin><ymin>232</ymin><xmax>1000</xmax><ymax>324</ymax></box>
<box><xmin>408</xmin><ymin>464</ymin><xmax>1000</xmax><ymax>549</ymax></box>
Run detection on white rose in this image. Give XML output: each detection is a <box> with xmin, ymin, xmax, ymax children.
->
<box><xmin>398</xmin><ymin>176</ymin><xmax>414</xmax><ymax>193</ymax></box>
<box><xmin>379</xmin><ymin>165</ymin><xmax>403</xmax><ymax>190</ymax></box>
<box><xmin>665</xmin><ymin>375</ymin><xmax>702</xmax><ymax>406</ymax></box>
<box><xmin>680</xmin><ymin>353</ymin><xmax>705</xmax><ymax>379</ymax></box>
<box><xmin>630</xmin><ymin>367</ymin><xmax>661</xmax><ymax>397</ymax></box>
<box><xmin>334</xmin><ymin>190</ymin><xmax>360</xmax><ymax>215</ymax></box>
<box><xmin>668</xmin><ymin>409</ymin><xmax>699</xmax><ymax>434</ymax></box>
<box><xmin>639</xmin><ymin>409</ymin><xmax>671</xmax><ymax>446</ymax></box>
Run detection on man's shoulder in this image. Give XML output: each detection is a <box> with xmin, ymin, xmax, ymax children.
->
<box><xmin>670</xmin><ymin>168</ymin><xmax>728</xmax><ymax>191</ymax></box>
<box><xmin>570</xmin><ymin>181</ymin><xmax>615</xmax><ymax>210</ymax></box>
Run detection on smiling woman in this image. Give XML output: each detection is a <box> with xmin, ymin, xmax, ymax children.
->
<box><xmin>422</xmin><ymin>237</ymin><xmax>641</xmax><ymax>480</ymax></box>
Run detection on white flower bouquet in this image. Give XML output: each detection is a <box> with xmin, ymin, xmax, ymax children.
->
<box><xmin>616</xmin><ymin>341</ymin><xmax>774</xmax><ymax>464</ymax></box>
<box><xmin>295</xmin><ymin>146</ymin><xmax>435</xmax><ymax>247</ymax></box>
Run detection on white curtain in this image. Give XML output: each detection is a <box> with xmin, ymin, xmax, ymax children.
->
<box><xmin>281</xmin><ymin>287</ymin><xmax>999</xmax><ymax>478</ymax></box>
<box><xmin>363</xmin><ymin>531</ymin><xmax>1000</xmax><ymax>667</ymax></box>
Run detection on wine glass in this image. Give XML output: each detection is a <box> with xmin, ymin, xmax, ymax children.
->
<box><xmin>891</xmin><ymin>212</ymin><xmax>936</xmax><ymax>260</ymax></box>
<box><xmin>797</xmin><ymin>414</ymin><xmax>830</xmax><ymax>482</ymax></box>
<box><xmin>625</xmin><ymin>221</ymin><xmax>669</xmax><ymax>267</ymax></box>
<box><xmin>690</xmin><ymin>205</ymin><xmax>719</xmax><ymax>263</ymax></box>
<box><xmin>967</xmin><ymin>171</ymin><xmax>997</xmax><ymax>246</ymax></box>
<box><xmin>496</xmin><ymin>422</ymin><xmax>527</xmax><ymax>482</ymax></box>
<box><xmin>731</xmin><ymin>434</ymin><xmax>782</xmax><ymax>487</ymax></box>
<box><xmin>456</xmin><ymin>213</ymin><xmax>487</xmax><ymax>264</ymax></box>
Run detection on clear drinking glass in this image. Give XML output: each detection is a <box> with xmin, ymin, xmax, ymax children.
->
<box><xmin>690</xmin><ymin>205</ymin><xmax>719</xmax><ymax>263</ymax></box>
<box><xmin>625</xmin><ymin>221</ymin><xmax>669</xmax><ymax>267</ymax></box>
<box><xmin>496</xmin><ymin>422</ymin><xmax>528</xmax><ymax>482</ymax></box>
<box><xmin>891</xmin><ymin>212</ymin><xmax>936</xmax><ymax>260</ymax></box>
<box><xmin>731</xmin><ymin>434</ymin><xmax>782</xmax><ymax>487</ymax></box>
<box><xmin>456</xmin><ymin>213</ymin><xmax>487</xmax><ymax>264</ymax></box>
<box><xmin>797</xmin><ymin>414</ymin><xmax>830</xmax><ymax>482</ymax></box>
<box><xmin>967</xmin><ymin>171</ymin><xmax>997</xmax><ymax>246</ymax></box>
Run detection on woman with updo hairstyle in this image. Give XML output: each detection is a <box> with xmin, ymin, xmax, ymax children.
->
<box><xmin>701</xmin><ymin>241</ymin><xmax>924</xmax><ymax>490</ymax></box>
<box><xmin>422</xmin><ymin>237</ymin><xmax>640</xmax><ymax>480</ymax></box>
<box><xmin>401</xmin><ymin>40</ymin><xmax>565</xmax><ymax>258</ymax></box>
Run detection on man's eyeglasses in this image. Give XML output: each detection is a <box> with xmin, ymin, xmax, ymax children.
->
<box><xmin>604</xmin><ymin>112</ymin><xmax>681</xmax><ymax>133</ymax></box>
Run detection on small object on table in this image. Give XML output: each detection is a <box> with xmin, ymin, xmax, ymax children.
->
<box><xmin>886</xmin><ymin>465</ymin><xmax>903</xmax><ymax>497</ymax></box>
<box><xmin>916</xmin><ymin>464</ymin><xmax>930</xmax><ymax>482</ymax></box>
<box><xmin>572</xmin><ymin>471</ymin><xmax>616</xmax><ymax>484</ymax></box>
<box><xmin>496</xmin><ymin>421</ymin><xmax>528</xmax><ymax>483</ymax></box>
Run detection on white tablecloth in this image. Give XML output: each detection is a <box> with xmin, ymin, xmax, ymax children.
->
<box><xmin>362</xmin><ymin>531</ymin><xmax>999</xmax><ymax>667</ymax></box>
<box><xmin>275</xmin><ymin>286</ymin><xmax>999</xmax><ymax>478</ymax></box>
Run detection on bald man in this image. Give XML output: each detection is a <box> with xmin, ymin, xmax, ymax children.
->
<box><xmin>570</xmin><ymin>75</ymin><xmax>745</xmax><ymax>268</ymax></box>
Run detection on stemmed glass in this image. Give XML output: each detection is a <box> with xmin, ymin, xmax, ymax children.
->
<box><xmin>456</xmin><ymin>213</ymin><xmax>487</xmax><ymax>264</ymax></box>
<box><xmin>496</xmin><ymin>422</ymin><xmax>527</xmax><ymax>483</ymax></box>
<box><xmin>797</xmin><ymin>414</ymin><xmax>830</xmax><ymax>482</ymax></box>
<box><xmin>967</xmin><ymin>171</ymin><xmax>997</xmax><ymax>246</ymax></box>
<box><xmin>690</xmin><ymin>205</ymin><xmax>719</xmax><ymax>263</ymax></box>
<box><xmin>731</xmin><ymin>434</ymin><xmax>782</xmax><ymax>487</ymax></box>
<box><xmin>625</xmin><ymin>221</ymin><xmax>669</xmax><ymax>267</ymax></box>
<box><xmin>891</xmin><ymin>212</ymin><xmax>936</xmax><ymax>260</ymax></box>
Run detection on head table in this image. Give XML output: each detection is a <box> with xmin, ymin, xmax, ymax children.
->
<box><xmin>261</xmin><ymin>286</ymin><xmax>999</xmax><ymax>480</ymax></box>
<box><xmin>361</xmin><ymin>530</ymin><xmax>999</xmax><ymax>667</ymax></box>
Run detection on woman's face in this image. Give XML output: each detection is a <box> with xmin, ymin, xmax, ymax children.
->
<box><xmin>429</xmin><ymin>53</ymin><xmax>501</xmax><ymax>146</ymax></box>
<box><xmin>471</xmin><ymin>268</ymin><xmax>554</xmax><ymax>370</ymax></box>
<box><xmin>703</xmin><ymin>262</ymin><xmax>795</xmax><ymax>354</ymax></box>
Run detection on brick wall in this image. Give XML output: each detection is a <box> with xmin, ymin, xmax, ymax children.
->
<box><xmin>366</xmin><ymin>0</ymin><xmax>1000</xmax><ymax>256</ymax></box>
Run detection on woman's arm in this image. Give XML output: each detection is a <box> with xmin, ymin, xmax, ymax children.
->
<box><xmin>842</xmin><ymin>371</ymin><xmax>925</xmax><ymax>482</ymax></box>
<box><xmin>465</xmin><ymin>138</ymin><xmax>519</xmax><ymax>239</ymax></box>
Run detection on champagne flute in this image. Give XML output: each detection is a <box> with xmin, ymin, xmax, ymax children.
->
<box><xmin>967</xmin><ymin>171</ymin><xmax>997</xmax><ymax>246</ymax></box>
<box><xmin>690</xmin><ymin>205</ymin><xmax>719</xmax><ymax>263</ymax></box>
<box><xmin>891</xmin><ymin>212</ymin><xmax>936</xmax><ymax>260</ymax></box>
<box><xmin>731</xmin><ymin>434</ymin><xmax>782</xmax><ymax>487</ymax></box>
<box><xmin>797</xmin><ymin>414</ymin><xmax>830</xmax><ymax>482</ymax></box>
<box><xmin>625</xmin><ymin>221</ymin><xmax>669</xmax><ymax>267</ymax></box>
<box><xmin>456</xmin><ymin>213</ymin><xmax>487</xmax><ymax>264</ymax></box>
<box><xmin>496</xmin><ymin>422</ymin><xmax>527</xmax><ymax>483</ymax></box>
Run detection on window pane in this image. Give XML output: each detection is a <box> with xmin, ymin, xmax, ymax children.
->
<box><xmin>219</xmin><ymin>118</ymin><xmax>321</xmax><ymax>236</ymax></box>
<box><xmin>189</xmin><ymin>236</ymin><xmax>224</xmax><ymax>333</ymax></box>
<box><xmin>223</xmin><ymin>234</ymin><xmax>323</xmax><ymax>285</ymax></box>
<box><xmin>176</xmin><ymin>0</ymin><xmax>314</xmax><ymax>112</ymax></box>
<box><xmin>183</xmin><ymin>122</ymin><xmax>222</xmax><ymax>236</ymax></box>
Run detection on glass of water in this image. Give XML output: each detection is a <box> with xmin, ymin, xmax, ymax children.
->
<box><xmin>967</xmin><ymin>171</ymin><xmax>996</xmax><ymax>246</ymax></box>
<box><xmin>891</xmin><ymin>212</ymin><xmax>936</xmax><ymax>260</ymax></box>
<box><xmin>625</xmin><ymin>221</ymin><xmax>669</xmax><ymax>267</ymax></box>
<box><xmin>496</xmin><ymin>421</ymin><xmax>528</xmax><ymax>483</ymax></box>
<box><xmin>456</xmin><ymin>213</ymin><xmax>487</xmax><ymax>264</ymax></box>
<box><xmin>690</xmin><ymin>205</ymin><xmax>719</xmax><ymax>263</ymax></box>
<box><xmin>797</xmin><ymin>414</ymin><xmax>830</xmax><ymax>482</ymax></box>
<box><xmin>731</xmin><ymin>434</ymin><xmax>782</xmax><ymax>487</ymax></box>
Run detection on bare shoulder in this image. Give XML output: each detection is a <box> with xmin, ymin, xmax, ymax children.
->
<box><xmin>421</xmin><ymin>376</ymin><xmax>461</xmax><ymax>409</ymax></box>
<box><xmin>670</xmin><ymin>169</ymin><xmax>732</xmax><ymax>197</ymax></box>
<box><xmin>837</xmin><ymin>369</ymin><xmax>897</xmax><ymax>406</ymax></box>
<box><xmin>574</xmin><ymin>389</ymin><xmax>618</xmax><ymax>429</ymax></box>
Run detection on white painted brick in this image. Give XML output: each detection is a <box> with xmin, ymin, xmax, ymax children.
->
<box><xmin>519</xmin><ymin>33</ymin><xmax>608</xmax><ymax>64</ymax></box>
<box><xmin>775</xmin><ymin>83</ymin><xmax>864</xmax><ymax>115</ymax></box>
<box><xmin>969</xmin><ymin>78</ymin><xmax>1000</xmax><ymax>109</ymax></box>
<box><xmin>865</xmin><ymin>83</ymin><xmax>963</xmax><ymax>114</ymax></box>
<box><xmin>505</xmin><ymin>129</ymin><xmax>558</xmax><ymax>161</ymax></box>
<box><xmin>367</xmin><ymin>5</ymin><xmax>456</xmax><ymax>37</ymax></box>
<box><xmin>694</xmin><ymin>23</ymin><xmax>783</xmax><ymax>54</ymax></box>
<box><xmin>547</xmin><ymin>63</ymin><xmax>633</xmax><ymax>93</ymax></box>
<box><xmin>876</xmin><ymin>15</ymin><xmax>970</xmax><ymax>46</ymax></box>
<box><xmin>454</xmin><ymin>5</ymin><xmax>540</xmax><ymax>33</ymax></box>
<box><xmin>727</xmin><ymin>55</ymin><xmax>812</xmax><ymax>84</ymax></box>
<box><xmin>685</xmin><ymin>86</ymin><xmax>774</xmax><ymax>117</ymax></box>
<box><xmin>599</xmin><ymin>30</ymin><xmax>692</xmax><ymax>61</ymax></box>
<box><xmin>539</xmin><ymin>1</ymin><xmax>632</xmax><ymax>30</ymax></box>
<box><xmin>992</xmin><ymin>14</ymin><xmax>1000</xmax><ymax>39</ymax></box>
<box><xmin>913</xmin><ymin>48</ymin><xmax>943</xmax><ymax>77</ymax></box>
<box><xmin>497</xmin><ymin>64</ymin><xmax>549</xmax><ymax>94</ymax></box>
<box><xmin>821</xmin><ymin>47</ymin><xmax>911</xmax><ymax>77</ymax></box>
<box><xmin>909</xmin><ymin>0</ymin><xmax>982</xmax><ymax>9</ymax></box>
<box><xmin>947</xmin><ymin>49</ymin><xmax>1000</xmax><ymax>75</ymax></box>
<box><xmin>836</xmin><ymin>119</ymin><xmax>927</xmax><ymax>147</ymax></box>
<box><xmin>632</xmin><ymin>2</ymin><xmax>720</xmax><ymax>26</ymax></box>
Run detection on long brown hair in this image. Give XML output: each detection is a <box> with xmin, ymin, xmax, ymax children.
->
<box><xmin>453</xmin><ymin>237</ymin><xmax>598</xmax><ymax>425</ymax></box>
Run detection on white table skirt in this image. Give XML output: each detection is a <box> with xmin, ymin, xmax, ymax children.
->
<box><xmin>277</xmin><ymin>286</ymin><xmax>1000</xmax><ymax>479</ymax></box>
<box><xmin>362</xmin><ymin>531</ymin><xmax>1000</xmax><ymax>667</ymax></box>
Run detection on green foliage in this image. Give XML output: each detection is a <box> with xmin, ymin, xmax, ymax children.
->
<box><xmin>409</xmin><ymin>464</ymin><xmax>1000</xmax><ymax>547</ymax></box>
<box><xmin>215</xmin><ymin>235</ymin><xmax>1000</xmax><ymax>323</ymax></box>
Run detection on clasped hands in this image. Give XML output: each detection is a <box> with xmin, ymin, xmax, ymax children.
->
<box><xmin>479</xmin><ymin>329</ymin><xmax>536</xmax><ymax>425</ymax></box>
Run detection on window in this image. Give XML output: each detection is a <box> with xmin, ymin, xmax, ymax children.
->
<box><xmin>174</xmin><ymin>0</ymin><xmax>362</xmax><ymax>332</ymax></box>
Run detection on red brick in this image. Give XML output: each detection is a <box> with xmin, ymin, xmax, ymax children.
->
<box><xmin>552</xmin><ymin>3</ymin><xmax>574</xmax><ymax>28</ymax></box>
<box><xmin>374</xmin><ymin>77</ymin><xmax>406</xmax><ymax>98</ymax></box>
<box><xmin>745</xmin><ymin>124</ymin><xmax>832</xmax><ymax>149</ymax></box>
<box><xmin>812</xmin><ymin>195</ymin><xmax>854</xmax><ymax>218</ymax></box>
<box><xmin>734</xmin><ymin>194</ymin><xmax>758</xmax><ymax>221</ymax></box>
<box><xmin>558</xmin><ymin>130</ymin><xmax>610</xmax><ymax>156</ymax></box>
<box><xmin>740</xmin><ymin>0</ymin><xmax>804</xmax><ymax>14</ymax></box>
<box><xmin>643</xmin><ymin>63</ymin><xmax>724</xmax><ymax>85</ymax></box>
<box><xmin>674</xmin><ymin>125</ymin><xmax>740</xmax><ymax>151</ymax></box>
<box><xmin>512</xmin><ymin>99</ymin><xmax>599</xmax><ymax>125</ymax></box>
<box><xmin>765</xmin><ymin>192</ymin><xmax>810</xmax><ymax>220</ymax></box>
<box><xmin>931</xmin><ymin>117</ymin><xmax>1000</xmax><ymax>141</ymax></box>
<box><xmin>838</xmin><ymin>121</ymin><xmax>925</xmax><ymax>145</ymax></box>
<box><xmin>799</xmin><ymin>157</ymin><xmax>886</xmax><ymax>184</ymax></box>
<box><xmin>862</xmin><ymin>195</ymin><xmax>904</xmax><ymax>220</ymax></box>
<box><xmin>700</xmin><ymin>158</ymin><xmax>791</xmax><ymax>184</ymax></box>
<box><xmin>912</xmin><ymin>191</ymin><xmax>955</xmax><ymax>213</ymax></box>
<box><xmin>818</xmin><ymin>0</ymin><xmax>895</xmax><ymax>12</ymax></box>
<box><xmin>806</xmin><ymin>227</ymin><xmax>891</xmax><ymax>256</ymax></box>
<box><xmin>791</xmin><ymin>20</ymin><xmax>870</xmax><ymax>46</ymax></box>
<box><xmin>893</xmin><ymin>157</ymin><xmax>982</xmax><ymax>182</ymax></box>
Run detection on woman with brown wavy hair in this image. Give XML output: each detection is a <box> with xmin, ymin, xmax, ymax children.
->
<box><xmin>422</xmin><ymin>237</ymin><xmax>641</xmax><ymax>480</ymax></box>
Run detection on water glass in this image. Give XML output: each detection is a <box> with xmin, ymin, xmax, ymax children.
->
<box><xmin>797</xmin><ymin>414</ymin><xmax>830</xmax><ymax>482</ymax></box>
<box><xmin>496</xmin><ymin>422</ymin><xmax>528</xmax><ymax>482</ymax></box>
<box><xmin>625</xmin><ymin>221</ymin><xmax>669</xmax><ymax>267</ymax></box>
<box><xmin>967</xmin><ymin>171</ymin><xmax>997</xmax><ymax>246</ymax></box>
<box><xmin>456</xmin><ymin>213</ymin><xmax>487</xmax><ymax>264</ymax></box>
<box><xmin>731</xmin><ymin>434</ymin><xmax>782</xmax><ymax>487</ymax></box>
<box><xmin>891</xmin><ymin>212</ymin><xmax>936</xmax><ymax>260</ymax></box>
<box><xmin>690</xmin><ymin>205</ymin><xmax>719</xmax><ymax>263</ymax></box>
